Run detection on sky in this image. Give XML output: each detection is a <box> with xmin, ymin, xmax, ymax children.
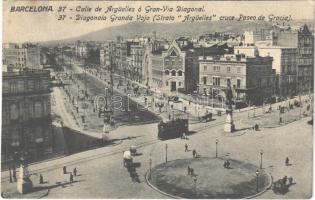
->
<box><xmin>3</xmin><ymin>0</ymin><xmax>314</xmax><ymax>43</ymax></box>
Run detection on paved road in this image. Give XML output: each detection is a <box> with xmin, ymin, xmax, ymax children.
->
<box><xmin>2</xmin><ymin>115</ymin><xmax>312</xmax><ymax>198</ymax></box>
<box><xmin>3</xmin><ymin>59</ymin><xmax>312</xmax><ymax>198</ymax></box>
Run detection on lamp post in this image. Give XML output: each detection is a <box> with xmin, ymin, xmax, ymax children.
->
<box><xmin>211</xmin><ymin>88</ymin><xmax>214</xmax><ymax>109</ymax></box>
<box><xmin>215</xmin><ymin>139</ymin><xmax>219</xmax><ymax>158</ymax></box>
<box><xmin>9</xmin><ymin>164</ymin><xmax>12</xmax><ymax>183</ymax></box>
<box><xmin>260</xmin><ymin>150</ymin><xmax>264</xmax><ymax>169</ymax></box>
<box><xmin>165</xmin><ymin>144</ymin><xmax>168</xmax><ymax>163</ymax></box>
<box><xmin>149</xmin><ymin>158</ymin><xmax>152</xmax><ymax>180</ymax></box>
<box><xmin>193</xmin><ymin>176</ymin><xmax>198</xmax><ymax>197</ymax></box>
<box><xmin>256</xmin><ymin>169</ymin><xmax>259</xmax><ymax>193</ymax></box>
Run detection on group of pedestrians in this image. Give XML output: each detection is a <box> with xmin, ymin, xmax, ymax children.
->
<box><xmin>62</xmin><ymin>166</ymin><xmax>78</xmax><ymax>184</ymax></box>
<box><xmin>184</xmin><ymin>144</ymin><xmax>199</xmax><ymax>158</ymax></box>
<box><xmin>37</xmin><ymin>167</ymin><xmax>77</xmax><ymax>185</ymax></box>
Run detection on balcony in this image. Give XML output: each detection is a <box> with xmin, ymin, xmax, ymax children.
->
<box><xmin>3</xmin><ymin>89</ymin><xmax>52</xmax><ymax>97</ymax></box>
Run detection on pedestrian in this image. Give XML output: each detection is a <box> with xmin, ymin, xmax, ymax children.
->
<box><xmin>190</xmin><ymin>168</ymin><xmax>194</xmax><ymax>176</ymax></box>
<box><xmin>39</xmin><ymin>174</ymin><xmax>44</xmax><ymax>184</ymax></box>
<box><xmin>73</xmin><ymin>168</ymin><xmax>77</xmax><ymax>176</ymax></box>
<box><xmin>185</xmin><ymin>144</ymin><xmax>188</xmax><ymax>152</ymax></box>
<box><xmin>192</xmin><ymin>149</ymin><xmax>196</xmax><ymax>158</ymax></box>
<box><xmin>285</xmin><ymin>157</ymin><xmax>289</xmax><ymax>166</ymax></box>
<box><xmin>70</xmin><ymin>173</ymin><xmax>74</xmax><ymax>183</ymax></box>
<box><xmin>187</xmin><ymin>166</ymin><xmax>191</xmax><ymax>175</ymax></box>
<box><xmin>63</xmin><ymin>166</ymin><xmax>67</xmax><ymax>174</ymax></box>
<box><xmin>226</xmin><ymin>160</ymin><xmax>230</xmax><ymax>168</ymax></box>
<box><xmin>223</xmin><ymin>161</ymin><xmax>227</xmax><ymax>168</ymax></box>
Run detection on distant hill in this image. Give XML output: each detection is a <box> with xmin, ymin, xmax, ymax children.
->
<box><xmin>42</xmin><ymin>19</ymin><xmax>313</xmax><ymax>45</ymax></box>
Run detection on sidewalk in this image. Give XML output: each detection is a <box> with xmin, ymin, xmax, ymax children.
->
<box><xmin>102</xmin><ymin>68</ymin><xmax>313</xmax><ymax>119</ymax></box>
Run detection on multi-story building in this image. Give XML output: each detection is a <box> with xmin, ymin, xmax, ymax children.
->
<box><xmin>198</xmin><ymin>54</ymin><xmax>274</xmax><ymax>104</ymax></box>
<box><xmin>100</xmin><ymin>47</ymin><xmax>106</xmax><ymax>67</ymax></box>
<box><xmin>129</xmin><ymin>43</ymin><xmax>145</xmax><ymax>83</ymax></box>
<box><xmin>297</xmin><ymin>24</ymin><xmax>314</xmax><ymax>93</ymax></box>
<box><xmin>235</xmin><ymin>45</ymin><xmax>298</xmax><ymax>96</ymax></box>
<box><xmin>150</xmin><ymin>40</ymin><xmax>185</xmax><ymax>93</ymax></box>
<box><xmin>183</xmin><ymin>43</ymin><xmax>232</xmax><ymax>93</ymax></box>
<box><xmin>2</xmin><ymin>69</ymin><xmax>53</xmax><ymax>161</ymax></box>
<box><xmin>3</xmin><ymin>43</ymin><xmax>42</xmax><ymax>71</ymax></box>
<box><xmin>102</xmin><ymin>41</ymin><xmax>116</xmax><ymax>70</ymax></box>
<box><xmin>3</xmin><ymin>44</ymin><xmax>26</xmax><ymax>71</ymax></box>
<box><xmin>26</xmin><ymin>44</ymin><xmax>41</xmax><ymax>69</ymax></box>
<box><xmin>75</xmin><ymin>41</ymin><xmax>88</xmax><ymax>58</ymax></box>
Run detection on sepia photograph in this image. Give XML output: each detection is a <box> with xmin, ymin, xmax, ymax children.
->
<box><xmin>1</xmin><ymin>0</ymin><xmax>314</xmax><ymax>199</ymax></box>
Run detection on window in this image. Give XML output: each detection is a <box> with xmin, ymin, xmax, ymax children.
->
<box><xmin>170</xmin><ymin>50</ymin><xmax>177</xmax><ymax>57</ymax></box>
<box><xmin>203</xmin><ymin>77</ymin><xmax>207</xmax><ymax>85</ymax></box>
<box><xmin>171</xmin><ymin>70</ymin><xmax>176</xmax><ymax>76</ymax></box>
<box><xmin>165</xmin><ymin>70</ymin><xmax>169</xmax><ymax>75</ymax></box>
<box><xmin>166</xmin><ymin>81</ymin><xmax>168</xmax><ymax>86</ymax></box>
<box><xmin>10</xmin><ymin>104</ymin><xmax>19</xmax><ymax>120</ymax></box>
<box><xmin>213</xmin><ymin>77</ymin><xmax>220</xmax><ymax>86</ymax></box>
<box><xmin>237</xmin><ymin>67</ymin><xmax>241</xmax><ymax>73</ymax></box>
<box><xmin>10</xmin><ymin>81</ymin><xmax>18</xmax><ymax>94</ymax></box>
<box><xmin>34</xmin><ymin>102</ymin><xmax>42</xmax><ymax>118</ymax></box>
<box><xmin>179</xmin><ymin>82</ymin><xmax>182</xmax><ymax>87</ymax></box>
<box><xmin>227</xmin><ymin>78</ymin><xmax>231</xmax><ymax>86</ymax></box>
<box><xmin>257</xmin><ymin>78</ymin><xmax>262</xmax><ymax>87</ymax></box>
<box><xmin>227</xmin><ymin>66</ymin><xmax>231</xmax><ymax>73</ymax></box>
<box><xmin>237</xmin><ymin>79</ymin><xmax>241</xmax><ymax>88</ymax></box>
<box><xmin>203</xmin><ymin>65</ymin><xmax>207</xmax><ymax>71</ymax></box>
<box><xmin>213</xmin><ymin>66</ymin><xmax>220</xmax><ymax>72</ymax></box>
<box><xmin>178</xmin><ymin>70</ymin><xmax>183</xmax><ymax>76</ymax></box>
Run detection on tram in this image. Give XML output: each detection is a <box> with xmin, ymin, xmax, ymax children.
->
<box><xmin>157</xmin><ymin>118</ymin><xmax>189</xmax><ymax>140</ymax></box>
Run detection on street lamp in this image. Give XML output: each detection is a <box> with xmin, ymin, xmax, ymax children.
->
<box><xmin>149</xmin><ymin>158</ymin><xmax>152</xmax><ymax>180</ymax></box>
<box><xmin>215</xmin><ymin>139</ymin><xmax>219</xmax><ymax>158</ymax></box>
<box><xmin>260</xmin><ymin>150</ymin><xmax>264</xmax><ymax>169</ymax></box>
<box><xmin>255</xmin><ymin>169</ymin><xmax>260</xmax><ymax>193</ymax></box>
<box><xmin>193</xmin><ymin>176</ymin><xmax>198</xmax><ymax>197</ymax></box>
<box><xmin>165</xmin><ymin>144</ymin><xmax>168</xmax><ymax>163</ymax></box>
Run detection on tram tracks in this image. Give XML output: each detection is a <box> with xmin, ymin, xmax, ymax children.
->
<box><xmin>1</xmin><ymin>118</ymin><xmax>228</xmax><ymax>181</ymax></box>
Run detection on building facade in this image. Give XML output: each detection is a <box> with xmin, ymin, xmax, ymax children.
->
<box><xmin>198</xmin><ymin>54</ymin><xmax>274</xmax><ymax>104</ymax></box>
<box><xmin>150</xmin><ymin>41</ymin><xmax>186</xmax><ymax>93</ymax></box>
<box><xmin>2</xmin><ymin>69</ymin><xmax>53</xmax><ymax>161</ymax></box>
<box><xmin>26</xmin><ymin>44</ymin><xmax>41</xmax><ymax>69</ymax></box>
<box><xmin>297</xmin><ymin>24</ymin><xmax>314</xmax><ymax>94</ymax></box>
<box><xmin>235</xmin><ymin>45</ymin><xmax>298</xmax><ymax>96</ymax></box>
<box><xmin>3</xmin><ymin>43</ymin><xmax>42</xmax><ymax>71</ymax></box>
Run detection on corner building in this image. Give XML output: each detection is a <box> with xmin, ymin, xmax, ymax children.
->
<box><xmin>198</xmin><ymin>54</ymin><xmax>274</xmax><ymax>104</ymax></box>
<box><xmin>2</xmin><ymin>69</ymin><xmax>53</xmax><ymax>161</ymax></box>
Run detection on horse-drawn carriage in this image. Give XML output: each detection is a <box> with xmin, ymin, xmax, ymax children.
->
<box><xmin>272</xmin><ymin>179</ymin><xmax>289</xmax><ymax>194</ymax></box>
<box><xmin>200</xmin><ymin>113</ymin><xmax>212</xmax><ymax>122</ymax></box>
<box><xmin>272</xmin><ymin>176</ymin><xmax>293</xmax><ymax>194</ymax></box>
